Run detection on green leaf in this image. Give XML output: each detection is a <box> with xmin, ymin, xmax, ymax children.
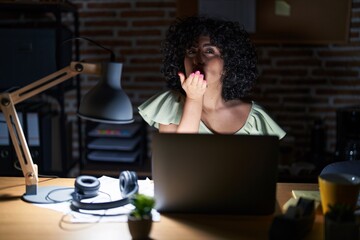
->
<box><xmin>129</xmin><ymin>194</ymin><xmax>155</xmax><ymax>219</ymax></box>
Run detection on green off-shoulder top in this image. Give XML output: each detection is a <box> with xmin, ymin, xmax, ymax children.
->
<box><xmin>138</xmin><ymin>90</ymin><xmax>286</xmax><ymax>139</ymax></box>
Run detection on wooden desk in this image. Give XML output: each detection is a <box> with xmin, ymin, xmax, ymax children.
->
<box><xmin>0</xmin><ymin>177</ymin><xmax>322</xmax><ymax>240</ymax></box>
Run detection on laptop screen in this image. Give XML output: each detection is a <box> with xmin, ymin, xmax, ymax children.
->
<box><xmin>151</xmin><ymin>133</ymin><xmax>279</xmax><ymax>215</ymax></box>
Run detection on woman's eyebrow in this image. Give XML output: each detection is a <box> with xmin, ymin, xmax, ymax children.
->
<box><xmin>201</xmin><ymin>43</ymin><xmax>216</xmax><ymax>48</ymax></box>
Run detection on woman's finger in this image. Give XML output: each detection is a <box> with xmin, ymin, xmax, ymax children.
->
<box><xmin>178</xmin><ymin>72</ymin><xmax>185</xmax><ymax>84</ymax></box>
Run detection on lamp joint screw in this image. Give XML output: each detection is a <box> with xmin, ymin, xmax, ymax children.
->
<box><xmin>1</xmin><ymin>98</ymin><xmax>10</xmax><ymax>106</ymax></box>
<box><xmin>75</xmin><ymin>63</ymin><xmax>84</xmax><ymax>72</ymax></box>
<box><xmin>27</xmin><ymin>172</ymin><xmax>34</xmax><ymax>178</ymax></box>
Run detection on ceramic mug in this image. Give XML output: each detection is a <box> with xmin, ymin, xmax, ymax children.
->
<box><xmin>318</xmin><ymin>173</ymin><xmax>360</xmax><ymax>214</ymax></box>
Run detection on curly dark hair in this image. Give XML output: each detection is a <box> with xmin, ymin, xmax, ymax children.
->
<box><xmin>161</xmin><ymin>16</ymin><xmax>258</xmax><ymax>101</ymax></box>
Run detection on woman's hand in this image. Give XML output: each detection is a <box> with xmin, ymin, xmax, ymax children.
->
<box><xmin>178</xmin><ymin>71</ymin><xmax>207</xmax><ymax>101</ymax></box>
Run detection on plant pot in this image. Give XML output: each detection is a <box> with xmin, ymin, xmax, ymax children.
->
<box><xmin>127</xmin><ymin>216</ymin><xmax>153</xmax><ymax>239</ymax></box>
<box><xmin>324</xmin><ymin>215</ymin><xmax>359</xmax><ymax>240</ymax></box>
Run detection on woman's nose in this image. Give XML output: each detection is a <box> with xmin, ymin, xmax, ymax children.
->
<box><xmin>193</xmin><ymin>53</ymin><xmax>205</xmax><ymax>66</ymax></box>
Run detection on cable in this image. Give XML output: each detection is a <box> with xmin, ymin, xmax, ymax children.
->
<box><xmin>13</xmin><ymin>160</ymin><xmax>60</xmax><ymax>179</ymax></box>
<box><xmin>45</xmin><ymin>187</ymin><xmax>74</xmax><ymax>203</ymax></box>
<box><xmin>62</xmin><ymin>37</ymin><xmax>116</xmax><ymax>62</ymax></box>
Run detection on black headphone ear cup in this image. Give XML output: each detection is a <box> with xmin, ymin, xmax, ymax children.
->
<box><xmin>120</xmin><ymin>170</ymin><xmax>139</xmax><ymax>197</ymax></box>
<box><xmin>74</xmin><ymin>175</ymin><xmax>100</xmax><ymax>199</ymax></box>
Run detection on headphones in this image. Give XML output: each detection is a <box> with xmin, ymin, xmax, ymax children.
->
<box><xmin>70</xmin><ymin>170</ymin><xmax>139</xmax><ymax>211</ymax></box>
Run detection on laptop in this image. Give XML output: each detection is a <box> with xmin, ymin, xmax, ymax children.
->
<box><xmin>151</xmin><ymin>133</ymin><xmax>279</xmax><ymax>215</ymax></box>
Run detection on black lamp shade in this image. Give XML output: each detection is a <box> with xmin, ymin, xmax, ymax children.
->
<box><xmin>78</xmin><ymin>62</ymin><xmax>134</xmax><ymax>124</ymax></box>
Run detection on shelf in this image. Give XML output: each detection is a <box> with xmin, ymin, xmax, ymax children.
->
<box><xmin>0</xmin><ymin>1</ymin><xmax>77</xmax><ymax>13</ymax></box>
<box><xmin>81</xmin><ymin>120</ymin><xmax>149</xmax><ymax>177</ymax></box>
<box><xmin>0</xmin><ymin>1</ymin><xmax>79</xmax><ymax>177</ymax></box>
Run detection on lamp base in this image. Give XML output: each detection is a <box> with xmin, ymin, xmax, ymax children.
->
<box><xmin>22</xmin><ymin>186</ymin><xmax>74</xmax><ymax>204</ymax></box>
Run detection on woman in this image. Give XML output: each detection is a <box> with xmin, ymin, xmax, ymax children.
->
<box><xmin>138</xmin><ymin>16</ymin><xmax>285</xmax><ymax>138</ymax></box>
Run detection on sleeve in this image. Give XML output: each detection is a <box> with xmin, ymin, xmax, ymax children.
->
<box><xmin>138</xmin><ymin>90</ymin><xmax>184</xmax><ymax>129</ymax></box>
<box><xmin>242</xmin><ymin>102</ymin><xmax>286</xmax><ymax>139</ymax></box>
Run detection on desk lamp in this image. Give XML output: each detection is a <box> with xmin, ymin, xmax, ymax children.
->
<box><xmin>0</xmin><ymin>61</ymin><xmax>134</xmax><ymax>203</ymax></box>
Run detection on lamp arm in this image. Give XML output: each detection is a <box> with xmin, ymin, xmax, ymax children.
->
<box><xmin>0</xmin><ymin>61</ymin><xmax>101</xmax><ymax>195</ymax></box>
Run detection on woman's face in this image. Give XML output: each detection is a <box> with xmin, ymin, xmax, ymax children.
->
<box><xmin>184</xmin><ymin>36</ymin><xmax>224</xmax><ymax>84</ymax></box>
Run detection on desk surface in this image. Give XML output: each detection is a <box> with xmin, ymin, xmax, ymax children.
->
<box><xmin>0</xmin><ymin>177</ymin><xmax>322</xmax><ymax>240</ymax></box>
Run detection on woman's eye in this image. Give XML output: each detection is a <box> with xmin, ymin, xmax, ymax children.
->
<box><xmin>186</xmin><ymin>49</ymin><xmax>197</xmax><ymax>56</ymax></box>
<box><xmin>204</xmin><ymin>48</ymin><xmax>215</xmax><ymax>54</ymax></box>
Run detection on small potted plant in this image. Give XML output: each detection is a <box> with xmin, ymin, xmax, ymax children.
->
<box><xmin>324</xmin><ymin>203</ymin><xmax>359</xmax><ymax>240</ymax></box>
<box><xmin>127</xmin><ymin>194</ymin><xmax>155</xmax><ymax>239</ymax></box>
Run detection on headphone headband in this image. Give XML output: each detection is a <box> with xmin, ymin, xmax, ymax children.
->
<box><xmin>71</xmin><ymin>170</ymin><xmax>139</xmax><ymax>211</ymax></box>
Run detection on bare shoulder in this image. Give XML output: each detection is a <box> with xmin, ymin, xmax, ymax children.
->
<box><xmin>228</xmin><ymin>100</ymin><xmax>252</xmax><ymax>115</ymax></box>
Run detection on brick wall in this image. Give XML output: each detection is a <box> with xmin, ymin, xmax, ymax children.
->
<box><xmin>2</xmin><ymin>0</ymin><xmax>359</xmax><ymax>164</ymax></box>
<box><xmin>66</xmin><ymin>0</ymin><xmax>360</xmax><ymax>163</ymax></box>
<box><xmin>64</xmin><ymin>0</ymin><xmax>176</xmax><ymax>157</ymax></box>
<box><xmin>254</xmin><ymin>0</ymin><xmax>360</xmax><ymax>162</ymax></box>
<box><xmin>68</xmin><ymin>0</ymin><xmax>360</xmax><ymax>163</ymax></box>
